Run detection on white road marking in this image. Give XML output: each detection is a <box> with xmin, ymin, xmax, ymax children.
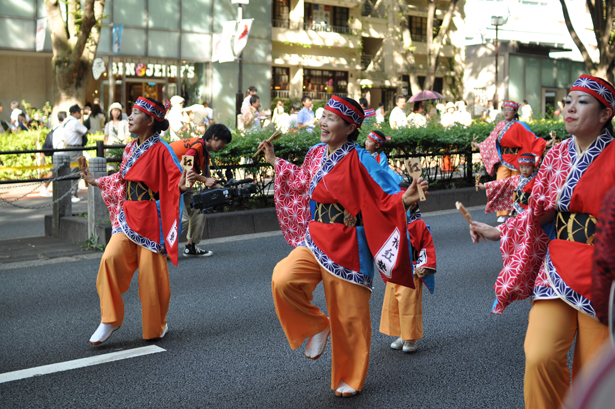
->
<box><xmin>0</xmin><ymin>345</ymin><xmax>165</xmax><ymax>384</ymax></box>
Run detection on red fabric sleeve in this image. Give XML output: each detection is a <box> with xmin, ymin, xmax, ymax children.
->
<box><xmin>484</xmin><ymin>175</ymin><xmax>520</xmax><ymax>214</ymax></box>
<box><xmin>592</xmin><ymin>186</ymin><xmax>615</xmax><ymax>325</ymax></box>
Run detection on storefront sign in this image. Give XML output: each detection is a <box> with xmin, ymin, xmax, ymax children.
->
<box><xmin>111</xmin><ymin>62</ymin><xmax>195</xmax><ymax>79</ymax></box>
<box><xmin>92</xmin><ymin>58</ymin><xmax>106</xmax><ymax>80</ymax></box>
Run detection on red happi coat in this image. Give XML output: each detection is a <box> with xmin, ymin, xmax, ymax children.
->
<box><xmin>484</xmin><ymin>173</ymin><xmax>536</xmax><ymax>215</ymax></box>
<box><xmin>98</xmin><ymin>135</ymin><xmax>183</xmax><ymax>266</ymax></box>
<box><xmin>275</xmin><ymin>141</ymin><xmax>415</xmax><ymax>289</ymax></box>
<box><xmin>493</xmin><ymin>132</ymin><xmax>615</xmax><ymax>316</ymax></box>
<box><xmin>478</xmin><ymin>120</ymin><xmax>545</xmax><ymax>176</ymax></box>
<box><xmin>407</xmin><ymin>211</ymin><xmax>437</xmax><ymax>293</ymax></box>
<box><xmin>592</xmin><ymin>186</ymin><xmax>615</xmax><ymax>325</ymax></box>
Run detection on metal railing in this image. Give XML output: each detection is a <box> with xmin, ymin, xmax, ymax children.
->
<box><xmin>271</xmin><ymin>90</ymin><xmax>290</xmax><ymax>99</ymax></box>
<box><xmin>271</xmin><ymin>19</ymin><xmax>358</xmax><ymax>35</ymax></box>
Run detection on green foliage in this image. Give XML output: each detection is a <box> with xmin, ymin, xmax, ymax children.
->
<box><xmin>0</xmin><ymin>129</ymin><xmax>105</xmax><ymax>180</ymax></box>
<box><xmin>82</xmin><ymin>233</ymin><xmax>105</xmax><ymax>252</ymax></box>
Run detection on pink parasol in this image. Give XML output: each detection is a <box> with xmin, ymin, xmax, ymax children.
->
<box><xmin>409</xmin><ymin>90</ymin><xmax>444</xmax><ymax>102</ymax></box>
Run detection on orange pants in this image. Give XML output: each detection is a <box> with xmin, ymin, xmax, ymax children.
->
<box><xmin>272</xmin><ymin>247</ymin><xmax>372</xmax><ymax>392</ymax></box>
<box><xmin>496</xmin><ymin>164</ymin><xmax>520</xmax><ymax>217</ymax></box>
<box><xmin>379</xmin><ymin>276</ymin><xmax>423</xmax><ymax>341</ymax></box>
<box><xmin>524</xmin><ymin>299</ymin><xmax>609</xmax><ymax>409</ymax></box>
<box><xmin>96</xmin><ymin>233</ymin><xmax>170</xmax><ymax>339</ymax></box>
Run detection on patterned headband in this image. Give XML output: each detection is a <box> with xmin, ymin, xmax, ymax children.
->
<box><xmin>570</xmin><ymin>74</ymin><xmax>615</xmax><ymax>116</ymax></box>
<box><xmin>367</xmin><ymin>131</ymin><xmax>390</xmax><ymax>145</ymax></box>
<box><xmin>364</xmin><ymin>108</ymin><xmax>376</xmax><ymax>119</ymax></box>
<box><xmin>502</xmin><ymin>101</ymin><xmax>519</xmax><ymax>110</ymax></box>
<box><xmin>324</xmin><ymin>96</ymin><xmax>364</xmax><ymax>128</ymax></box>
<box><xmin>134</xmin><ymin>97</ymin><xmax>170</xmax><ymax>122</ymax></box>
<box><xmin>518</xmin><ymin>153</ymin><xmax>537</xmax><ymax>165</ymax></box>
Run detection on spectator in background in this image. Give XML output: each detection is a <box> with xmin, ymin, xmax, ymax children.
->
<box><xmin>244</xmin><ymin>95</ymin><xmax>262</xmax><ymax>133</ymax></box>
<box><xmin>104</xmin><ymin>102</ymin><xmax>130</xmax><ymax>145</ymax></box>
<box><xmin>454</xmin><ymin>101</ymin><xmax>472</xmax><ymax>127</ymax></box>
<box><xmin>272</xmin><ymin>100</ymin><xmax>290</xmax><ymax>132</ymax></box>
<box><xmin>407</xmin><ymin>101</ymin><xmax>427</xmax><ymax>128</ymax></box>
<box><xmin>554</xmin><ymin>98</ymin><xmax>565</xmax><ymax>121</ymax></box>
<box><xmin>10</xmin><ymin>101</ymin><xmax>29</xmax><ymax>127</ymax></box>
<box><xmin>88</xmin><ymin>103</ymin><xmax>105</xmax><ymax>134</ymax></box>
<box><xmin>241</xmin><ymin>86</ymin><xmax>258</xmax><ymax>115</ymax></box>
<box><xmin>40</xmin><ymin>111</ymin><xmax>68</xmax><ymax>197</ymax></box>
<box><xmin>167</xmin><ymin>95</ymin><xmax>185</xmax><ymax>141</ymax></box>
<box><xmin>473</xmin><ymin>96</ymin><xmax>485</xmax><ymax>118</ymax></box>
<box><xmin>360</xmin><ymin>97</ymin><xmax>376</xmax><ymax>125</ymax></box>
<box><xmin>520</xmin><ymin>99</ymin><xmax>533</xmax><ymax>122</ymax></box>
<box><xmin>375</xmin><ymin>102</ymin><xmax>386</xmax><ymax>124</ymax></box>
<box><xmin>16</xmin><ymin>113</ymin><xmax>29</xmax><ymax>131</ymax></box>
<box><xmin>440</xmin><ymin>102</ymin><xmax>457</xmax><ymax>127</ymax></box>
<box><xmin>93</xmin><ymin>97</ymin><xmax>104</xmax><ymax>119</ymax></box>
<box><xmin>288</xmin><ymin>101</ymin><xmax>301</xmax><ymax>130</ymax></box>
<box><xmin>297</xmin><ymin>95</ymin><xmax>317</xmax><ymax>133</ymax></box>
<box><xmin>63</xmin><ymin>104</ymin><xmax>88</xmax><ymax>202</ymax></box>
<box><xmin>389</xmin><ymin>95</ymin><xmax>407</xmax><ymax>129</ymax></box>
<box><xmin>202</xmin><ymin>101</ymin><xmax>214</xmax><ymax>126</ymax></box>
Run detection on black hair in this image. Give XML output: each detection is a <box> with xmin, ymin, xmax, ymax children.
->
<box><xmin>203</xmin><ymin>123</ymin><xmax>232</xmax><ymax>144</ymax></box>
<box><xmin>57</xmin><ymin>111</ymin><xmax>67</xmax><ymax>122</ymax></box>
<box><xmin>378</xmin><ymin>102</ymin><xmax>384</xmax><ymax>106</ymax></box>
<box><xmin>250</xmin><ymin>95</ymin><xmax>260</xmax><ymax>105</ymax></box>
<box><xmin>301</xmin><ymin>95</ymin><xmax>312</xmax><ymax>103</ymax></box>
<box><xmin>144</xmin><ymin>97</ymin><xmax>169</xmax><ymax>133</ymax></box>
<box><xmin>338</xmin><ymin>97</ymin><xmax>363</xmax><ymax>142</ymax></box>
<box><xmin>413</xmin><ymin>101</ymin><xmax>423</xmax><ymax>113</ymax></box>
<box><xmin>248</xmin><ymin>86</ymin><xmax>257</xmax><ymax>92</ymax></box>
<box><xmin>370</xmin><ymin>130</ymin><xmax>386</xmax><ymax>153</ymax></box>
<box><xmin>595</xmin><ymin>99</ymin><xmax>615</xmax><ymax>135</ymax></box>
<box><xmin>395</xmin><ymin>95</ymin><xmax>406</xmax><ymax>103</ymax></box>
<box><xmin>359</xmin><ymin>97</ymin><xmax>368</xmax><ymax>108</ymax></box>
<box><xmin>292</xmin><ymin>101</ymin><xmax>301</xmax><ymax>111</ymax></box>
<box><xmin>523</xmin><ymin>99</ymin><xmax>528</xmax><ymax>104</ymax></box>
<box><xmin>91</xmin><ymin>103</ymin><xmax>103</xmax><ymax>117</ymax></box>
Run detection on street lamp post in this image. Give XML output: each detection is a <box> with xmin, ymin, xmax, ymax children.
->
<box><xmin>491</xmin><ymin>16</ymin><xmax>505</xmax><ymax>109</ymax></box>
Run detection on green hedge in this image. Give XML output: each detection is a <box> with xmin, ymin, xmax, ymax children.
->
<box><xmin>217</xmin><ymin>119</ymin><xmax>569</xmax><ymax>164</ymax></box>
<box><xmin>0</xmin><ymin>119</ymin><xmax>569</xmax><ymax>181</ymax></box>
<box><xmin>0</xmin><ymin>130</ymin><xmax>104</xmax><ymax>180</ymax></box>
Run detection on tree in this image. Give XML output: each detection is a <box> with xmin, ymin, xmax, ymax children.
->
<box><xmin>45</xmin><ymin>0</ymin><xmax>105</xmax><ymax>119</ymax></box>
<box><xmin>559</xmin><ymin>0</ymin><xmax>615</xmax><ymax>84</ymax></box>
<box><xmin>423</xmin><ymin>0</ymin><xmax>461</xmax><ymax>91</ymax></box>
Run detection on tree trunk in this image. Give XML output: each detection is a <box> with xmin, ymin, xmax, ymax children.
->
<box><xmin>51</xmin><ymin>54</ymin><xmax>92</xmax><ymax>120</ymax></box>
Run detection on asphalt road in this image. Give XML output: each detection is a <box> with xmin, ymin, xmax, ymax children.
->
<box><xmin>0</xmin><ymin>209</ymin><xmax>532</xmax><ymax>408</ymax></box>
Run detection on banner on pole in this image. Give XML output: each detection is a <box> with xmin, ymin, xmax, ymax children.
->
<box><xmin>36</xmin><ymin>18</ymin><xmax>47</xmax><ymax>52</ymax></box>
<box><xmin>233</xmin><ymin>18</ymin><xmax>253</xmax><ymax>58</ymax></box>
<box><xmin>112</xmin><ymin>25</ymin><xmax>123</xmax><ymax>56</ymax></box>
<box><xmin>216</xmin><ymin>21</ymin><xmax>237</xmax><ymax>63</ymax></box>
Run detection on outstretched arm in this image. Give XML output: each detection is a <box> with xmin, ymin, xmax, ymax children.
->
<box><xmin>469</xmin><ymin>221</ymin><xmax>501</xmax><ymax>243</ymax></box>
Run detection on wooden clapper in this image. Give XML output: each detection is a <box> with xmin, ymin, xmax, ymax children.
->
<box><xmin>405</xmin><ymin>158</ymin><xmax>426</xmax><ymax>201</ymax></box>
<box><xmin>181</xmin><ymin>155</ymin><xmax>194</xmax><ymax>188</ymax></box>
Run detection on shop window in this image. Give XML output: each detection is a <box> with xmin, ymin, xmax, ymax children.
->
<box><xmin>113</xmin><ymin>0</ymin><xmax>147</xmax><ymax>28</ymax></box>
<box><xmin>148</xmin><ymin>0</ymin><xmax>180</xmax><ymax>30</ymax></box>
<box><xmin>271</xmin><ymin>67</ymin><xmax>290</xmax><ymax>98</ymax></box>
<box><xmin>408</xmin><ymin>16</ymin><xmax>441</xmax><ymax>43</ymax></box>
<box><xmin>303</xmin><ymin>69</ymin><xmax>348</xmax><ymax>99</ymax></box>
<box><xmin>417</xmin><ymin>76</ymin><xmax>444</xmax><ymax>94</ymax></box>
<box><xmin>272</xmin><ymin>0</ymin><xmax>290</xmax><ymax>27</ymax></box>
<box><xmin>0</xmin><ymin>0</ymin><xmax>35</xmax><ymax>18</ymax></box>
<box><xmin>556</xmin><ymin>59</ymin><xmax>570</xmax><ymax>88</ymax></box>
<box><xmin>182</xmin><ymin>0</ymin><xmax>212</xmax><ymax>32</ymax></box>
<box><xmin>304</xmin><ymin>3</ymin><xmax>350</xmax><ymax>33</ymax></box>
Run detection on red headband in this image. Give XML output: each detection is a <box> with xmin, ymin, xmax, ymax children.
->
<box><xmin>367</xmin><ymin>131</ymin><xmax>390</xmax><ymax>145</ymax></box>
<box><xmin>570</xmin><ymin>74</ymin><xmax>615</xmax><ymax>117</ymax></box>
<box><xmin>134</xmin><ymin>97</ymin><xmax>169</xmax><ymax>122</ymax></box>
<box><xmin>502</xmin><ymin>101</ymin><xmax>519</xmax><ymax>110</ymax></box>
<box><xmin>324</xmin><ymin>95</ymin><xmax>364</xmax><ymax>128</ymax></box>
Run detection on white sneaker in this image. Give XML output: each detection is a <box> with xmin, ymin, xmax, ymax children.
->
<box><xmin>497</xmin><ymin>216</ymin><xmax>507</xmax><ymax>223</ymax></box>
<box><xmin>390</xmin><ymin>337</ymin><xmax>404</xmax><ymax>350</ymax></box>
<box><xmin>89</xmin><ymin>323</ymin><xmax>120</xmax><ymax>345</ymax></box>
<box><xmin>305</xmin><ymin>324</ymin><xmax>330</xmax><ymax>359</ymax></box>
<box><xmin>40</xmin><ymin>186</ymin><xmax>52</xmax><ymax>197</ymax></box>
<box><xmin>403</xmin><ymin>340</ymin><xmax>419</xmax><ymax>353</ymax></box>
<box><xmin>335</xmin><ymin>381</ymin><xmax>358</xmax><ymax>398</ymax></box>
<box><xmin>71</xmin><ymin>196</ymin><xmax>81</xmax><ymax>203</ymax></box>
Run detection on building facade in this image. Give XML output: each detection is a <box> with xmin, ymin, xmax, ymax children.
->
<box><xmin>269</xmin><ymin>0</ymin><xmax>466</xmax><ymax>112</ymax></box>
<box><xmin>464</xmin><ymin>0</ymin><xmax>595</xmax><ymax>116</ymax></box>
<box><xmin>0</xmin><ymin>0</ymin><xmax>271</xmax><ymax>125</ymax></box>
